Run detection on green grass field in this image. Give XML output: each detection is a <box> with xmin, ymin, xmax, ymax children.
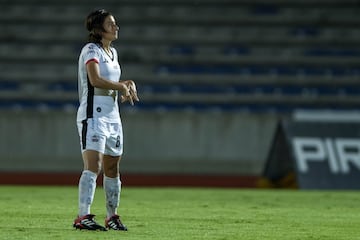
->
<box><xmin>0</xmin><ymin>186</ymin><xmax>359</xmax><ymax>240</ymax></box>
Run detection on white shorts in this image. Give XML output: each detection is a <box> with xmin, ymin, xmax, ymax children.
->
<box><xmin>77</xmin><ymin>118</ymin><xmax>123</xmax><ymax>156</ymax></box>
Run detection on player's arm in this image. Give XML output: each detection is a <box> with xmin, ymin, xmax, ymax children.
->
<box><xmin>86</xmin><ymin>60</ymin><xmax>131</xmax><ymax>99</ymax></box>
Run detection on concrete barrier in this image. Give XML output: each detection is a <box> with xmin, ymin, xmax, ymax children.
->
<box><xmin>0</xmin><ymin>109</ymin><xmax>277</xmax><ymax>177</ymax></box>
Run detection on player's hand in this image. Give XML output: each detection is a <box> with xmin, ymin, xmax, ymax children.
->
<box><xmin>120</xmin><ymin>80</ymin><xmax>139</xmax><ymax>105</ymax></box>
<box><xmin>118</xmin><ymin>82</ymin><xmax>133</xmax><ymax>105</ymax></box>
<box><xmin>127</xmin><ymin>80</ymin><xmax>139</xmax><ymax>103</ymax></box>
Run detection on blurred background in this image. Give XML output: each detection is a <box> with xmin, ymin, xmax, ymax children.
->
<box><xmin>0</xmin><ymin>0</ymin><xmax>359</xmax><ymax>187</ymax></box>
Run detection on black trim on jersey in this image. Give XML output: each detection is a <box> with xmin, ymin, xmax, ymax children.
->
<box><xmin>100</xmin><ymin>44</ymin><xmax>115</xmax><ymax>61</ymax></box>
<box><xmin>81</xmin><ymin>119</ymin><xmax>88</xmax><ymax>150</ymax></box>
<box><xmin>86</xmin><ymin>75</ymin><xmax>94</xmax><ymax>119</ymax></box>
<box><xmin>105</xmin><ymin>48</ymin><xmax>114</xmax><ymax>61</ymax></box>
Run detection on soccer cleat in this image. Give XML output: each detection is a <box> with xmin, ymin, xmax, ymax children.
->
<box><xmin>73</xmin><ymin>214</ymin><xmax>107</xmax><ymax>231</ymax></box>
<box><xmin>105</xmin><ymin>214</ymin><xmax>128</xmax><ymax>231</ymax></box>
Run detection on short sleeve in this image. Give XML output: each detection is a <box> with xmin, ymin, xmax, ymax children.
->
<box><xmin>83</xmin><ymin>44</ymin><xmax>101</xmax><ymax>65</ymax></box>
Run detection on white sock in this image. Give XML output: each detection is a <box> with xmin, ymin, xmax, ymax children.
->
<box><xmin>103</xmin><ymin>175</ymin><xmax>121</xmax><ymax>218</ymax></box>
<box><xmin>78</xmin><ymin>170</ymin><xmax>98</xmax><ymax>217</ymax></box>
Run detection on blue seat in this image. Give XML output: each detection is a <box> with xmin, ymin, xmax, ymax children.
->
<box><xmin>47</xmin><ymin>82</ymin><xmax>77</xmax><ymax>91</ymax></box>
<box><xmin>168</xmin><ymin>45</ymin><xmax>195</xmax><ymax>55</ymax></box>
<box><xmin>250</xmin><ymin>4</ymin><xmax>279</xmax><ymax>15</ymax></box>
<box><xmin>270</xmin><ymin>67</ymin><xmax>297</xmax><ymax>76</ymax></box>
<box><xmin>304</xmin><ymin>48</ymin><xmax>360</xmax><ymax>57</ymax></box>
<box><xmin>0</xmin><ymin>81</ymin><xmax>20</xmax><ymax>90</ymax></box>
<box><xmin>223</xmin><ymin>45</ymin><xmax>250</xmax><ymax>55</ymax></box>
<box><xmin>289</xmin><ymin>27</ymin><xmax>319</xmax><ymax>37</ymax></box>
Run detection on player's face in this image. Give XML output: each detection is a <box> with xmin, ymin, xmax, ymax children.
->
<box><xmin>102</xmin><ymin>15</ymin><xmax>119</xmax><ymax>41</ymax></box>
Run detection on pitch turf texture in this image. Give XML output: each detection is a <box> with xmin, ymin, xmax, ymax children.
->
<box><xmin>0</xmin><ymin>186</ymin><xmax>359</xmax><ymax>240</ymax></box>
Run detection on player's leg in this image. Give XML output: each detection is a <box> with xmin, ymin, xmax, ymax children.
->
<box><xmin>74</xmin><ymin>150</ymin><xmax>107</xmax><ymax>231</ymax></box>
<box><xmin>77</xmin><ymin>118</ymin><xmax>106</xmax><ymax>217</ymax></box>
<box><xmin>102</xmin><ymin>121</ymin><xmax>127</xmax><ymax>230</ymax></box>
<box><xmin>79</xmin><ymin>150</ymin><xmax>102</xmax><ymax>216</ymax></box>
<box><xmin>103</xmin><ymin>154</ymin><xmax>121</xmax><ymax>217</ymax></box>
<box><xmin>103</xmin><ymin>154</ymin><xmax>127</xmax><ymax>230</ymax></box>
<box><xmin>74</xmin><ymin>119</ymin><xmax>107</xmax><ymax>230</ymax></box>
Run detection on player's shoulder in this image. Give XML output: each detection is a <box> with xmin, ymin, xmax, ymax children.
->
<box><xmin>80</xmin><ymin>43</ymin><xmax>102</xmax><ymax>60</ymax></box>
<box><xmin>82</xmin><ymin>43</ymin><xmax>101</xmax><ymax>52</ymax></box>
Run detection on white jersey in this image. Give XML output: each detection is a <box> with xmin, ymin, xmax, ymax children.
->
<box><xmin>77</xmin><ymin>43</ymin><xmax>121</xmax><ymax>123</ymax></box>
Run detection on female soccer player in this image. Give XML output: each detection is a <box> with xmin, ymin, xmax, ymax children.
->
<box><xmin>73</xmin><ymin>9</ymin><xmax>139</xmax><ymax>231</ymax></box>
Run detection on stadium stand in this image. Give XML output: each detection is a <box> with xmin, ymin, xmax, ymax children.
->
<box><xmin>0</xmin><ymin>0</ymin><xmax>360</xmax><ymax>113</ymax></box>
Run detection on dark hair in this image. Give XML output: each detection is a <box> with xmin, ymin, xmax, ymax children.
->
<box><xmin>85</xmin><ymin>9</ymin><xmax>111</xmax><ymax>43</ymax></box>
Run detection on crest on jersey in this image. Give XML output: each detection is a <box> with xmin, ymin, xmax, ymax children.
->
<box><xmin>91</xmin><ymin>135</ymin><xmax>99</xmax><ymax>142</ymax></box>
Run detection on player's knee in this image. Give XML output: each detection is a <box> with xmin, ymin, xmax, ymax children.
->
<box><xmin>104</xmin><ymin>167</ymin><xmax>119</xmax><ymax>178</ymax></box>
<box><xmin>103</xmin><ymin>155</ymin><xmax>120</xmax><ymax>177</ymax></box>
<box><xmin>85</xmin><ymin>159</ymin><xmax>102</xmax><ymax>175</ymax></box>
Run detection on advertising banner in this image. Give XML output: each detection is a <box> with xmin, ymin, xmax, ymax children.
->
<box><xmin>264</xmin><ymin>112</ymin><xmax>360</xmax><ymax>189</ymax></box>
